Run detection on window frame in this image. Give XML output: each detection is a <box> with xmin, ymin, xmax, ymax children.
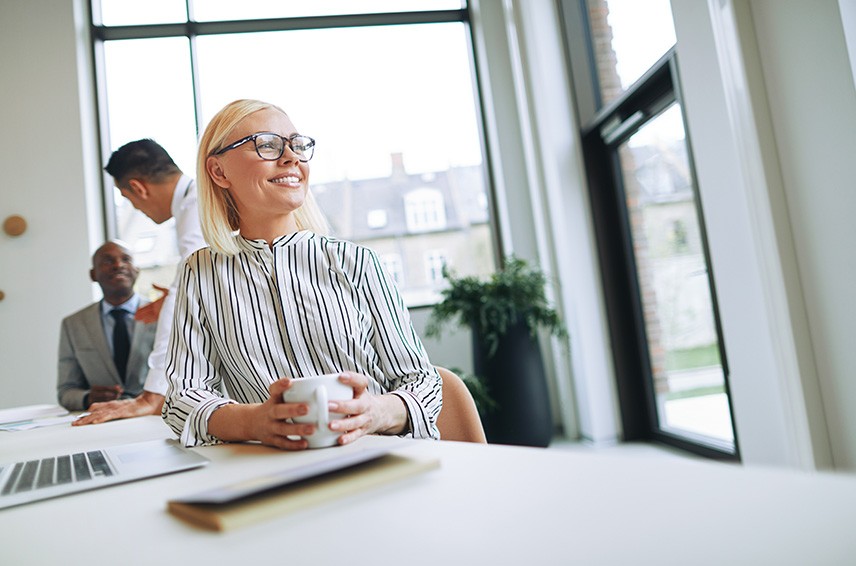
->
<box><xmin>89</xmin><ymin>3</ymin><xmax>505</xmax><ymax>309</ymax></box>
<box><xmin>561</xmin><ymin>0</ymin><xmax>739</xmax><ymax>460</ymax></box>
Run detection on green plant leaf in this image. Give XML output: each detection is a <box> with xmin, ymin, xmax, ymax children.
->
<box><xmin>426</xmin><ymin>256</ymin><xmax>567</xmax><ymax>359</ymax></box>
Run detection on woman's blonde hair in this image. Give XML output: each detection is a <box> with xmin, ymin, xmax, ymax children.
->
<box><xmin>197</xmin><ymin>99</ymin><xmax>330</xmax><ymax>255</ymax></box>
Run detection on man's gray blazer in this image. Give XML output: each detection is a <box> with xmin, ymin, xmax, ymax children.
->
<box><xmin>57</xmin><ymin>300</ymin><xmax>157</xmax><ymax>410</ymax></box>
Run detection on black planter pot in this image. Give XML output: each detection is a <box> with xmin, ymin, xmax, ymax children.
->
<box><xmin>472</xmin><ymin>321</ymin><xmax>553</xmax><ymax>447</ymax></box>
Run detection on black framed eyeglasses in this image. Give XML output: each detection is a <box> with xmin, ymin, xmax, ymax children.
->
<box><xmin>214</xmin><ymin>132</ymin><xmax>315</xmax><ymax>162</ymax></box>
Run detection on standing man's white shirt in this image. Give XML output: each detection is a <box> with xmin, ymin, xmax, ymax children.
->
<box><xmin>143</xmin><ymin>174</ymin><xmax>206</xmax><ymax>395</ymax></box>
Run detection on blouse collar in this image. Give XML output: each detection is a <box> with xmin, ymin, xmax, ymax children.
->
<box><xmin>236</xmin><ymin>230</ymin><xmax>314</xmax><ymax>252</ymax></box>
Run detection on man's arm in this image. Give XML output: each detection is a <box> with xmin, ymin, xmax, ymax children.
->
<box><xmin>75</xmin><ymin>269</ymin><xmax>176</xmax><ymax>425</ymax></box>
<box><xmin>74</xmin><ymin>291</ymin><xmax>172</xmax><ymax>426</ymax></box>
<box><xmin>57</xmin><ymin>318</ymin><xmax>90</xmax><ymax>411</ymax></box>
<box><xmin>73</xmin><ymin>390</ymin><xmax>163</xmax><ymax>425</ymax></box>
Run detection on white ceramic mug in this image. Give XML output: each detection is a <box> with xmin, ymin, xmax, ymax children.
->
<box><xmin>282</xmin><ymin>373</ymin><xmax>354</xmax><ymax>448</ymax></box>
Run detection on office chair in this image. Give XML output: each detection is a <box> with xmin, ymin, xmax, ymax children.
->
<box><xmin>435</xmin><ymin>366</ymin><xmax>487</xmax><ymax>443</ymax></box>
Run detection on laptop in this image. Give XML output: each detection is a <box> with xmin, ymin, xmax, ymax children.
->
<box><xmin>0</xmin><ymin>439</ymin><xmax>209</xmax><ymax>510</ymax></box>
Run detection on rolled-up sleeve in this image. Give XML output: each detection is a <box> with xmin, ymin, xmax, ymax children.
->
<box><xmin>362</xmin><ymin>250</ymin><xmax>442</xmax><ymax>439</ymax></box>
<box><xmin>162</xmin><ymin>255</ymin><xmax>234</xmax><ymax>446</ymax></box>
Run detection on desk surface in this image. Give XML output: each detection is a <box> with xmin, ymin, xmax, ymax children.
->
<box><xmin>1</xmin><ymin>416</ymin><xmax>855</xmax><ymax>565</ymax></box>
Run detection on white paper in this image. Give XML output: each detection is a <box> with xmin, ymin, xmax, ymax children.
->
<box><xmin>0</xmin><ymin>413</ymin><xmax>80</xmax><ymax>432</ymax></box>
<box><xmin>0</xmin><ymin>404</ymin><xmax>70</xmax><ymax>426</ymax></box>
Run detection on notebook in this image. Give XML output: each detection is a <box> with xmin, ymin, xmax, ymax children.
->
<box><xmin>0</xmin><ymin>439</ymin><xmax>209</xmax><ymax>510</ymax></box>
<box><xmin>167</xmin><ymin>448</ymin><xmax>440</xmax><ymax>531</ymax></box>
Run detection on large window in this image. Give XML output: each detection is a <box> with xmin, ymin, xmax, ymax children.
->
<box><xmin>91</xmin><ymin>3</ymin><xmax>496</xmax><ymax>307</ymax></box>
<box><xmin>562</xmin><ymin>0</ymin><xmax>737</xmax><ymax>458</ymax></box>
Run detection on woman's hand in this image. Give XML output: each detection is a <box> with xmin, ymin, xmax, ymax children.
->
<box><xmin>327</xmin><ymin>371</ymin><xmax>409</xmax><ymax>445</ymax></box>
<box><xmin>208</xmin><ymin>378</ymin><xmax>317</xmax><ymax>450</ymax></box>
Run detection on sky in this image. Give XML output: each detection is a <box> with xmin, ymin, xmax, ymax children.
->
<box><xmin>100</xmin><ymin>1</ymin><xmax>676</xmax><ymax>184</ymax></box>
<box><xmin>100</xmin><ymin>2</ymin><xmax>476</xmax><ymax>185</ymax></box>
<box><xmin>605</xmin><ymin>0</ymin><xmax>677</xmax><ymax>91</ymax></box>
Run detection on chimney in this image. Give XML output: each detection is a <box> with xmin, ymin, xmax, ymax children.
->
<box><xmin>390</xmin><ymin>152</ymin><xmax>406</xmax><ymax>182</ymax></box>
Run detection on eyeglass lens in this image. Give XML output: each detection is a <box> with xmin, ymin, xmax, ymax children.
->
<box><xmin>255</xmin><ymin>134</ymin><xmax>314</xmax><ymax>162</ymax></box>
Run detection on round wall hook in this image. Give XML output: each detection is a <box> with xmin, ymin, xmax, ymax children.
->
<box><xmin>3</xmin><ymin>215</ymin><xmax>27</xmax><ymax>237</ymax></box>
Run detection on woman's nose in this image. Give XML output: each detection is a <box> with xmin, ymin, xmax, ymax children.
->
<box><xmin>279</xmin><ymin>143</ymin><xmax>300</xmax><ymax>163</ymax></box>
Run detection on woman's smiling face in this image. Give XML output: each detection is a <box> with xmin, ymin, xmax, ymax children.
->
<box><xmin>207</xmin><ymin>107</ymin><xmax>310</xmax><ymax>238</ymax></box>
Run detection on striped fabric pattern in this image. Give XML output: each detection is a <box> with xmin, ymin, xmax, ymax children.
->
<box><xmin>163</xmin><ymin>231</ymin><xmax>442</xmax><ymax>446</ymax></box>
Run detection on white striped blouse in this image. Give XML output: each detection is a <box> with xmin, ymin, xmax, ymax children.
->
<box><xmin>162</xmin><ymin>231</ymin><xmax>442</xmax><ymax>446</ymax></box>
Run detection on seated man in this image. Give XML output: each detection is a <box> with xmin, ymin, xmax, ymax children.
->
<box><xmin>57</xmin><ymin>241</ymin><xmax>157</xmax><ymax>411</ymax></box>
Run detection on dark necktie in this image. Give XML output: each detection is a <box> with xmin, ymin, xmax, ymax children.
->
<box><xmin>110</xmin><ymin>308</ymin><xmax>130</xmax><ymax>382</ymax></box>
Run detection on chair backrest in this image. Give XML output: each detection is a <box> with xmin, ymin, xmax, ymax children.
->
<box><xmin>435</xmin><ymin>366</ymin><xmax>487</xmax><ymax>443</ymax></box>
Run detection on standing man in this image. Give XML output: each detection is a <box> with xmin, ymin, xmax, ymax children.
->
<box><xmin>74</xmin><ymin>139</ymin><xmax>205</xmax><ymax>424</ymax></box>
<box><xmin>58</xmin><ymin>241</ymin><xmax>157</xmax><ymax>410</ymax></box>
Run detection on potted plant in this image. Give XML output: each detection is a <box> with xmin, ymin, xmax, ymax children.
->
<box><xmin>426</xmin><ymin>256</ymin><xmax>566</xmax><ymax>447</ymax></box>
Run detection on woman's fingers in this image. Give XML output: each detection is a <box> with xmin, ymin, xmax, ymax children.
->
<box><xmin>268</xmin><ymin>377</ymin><xmax>294</xmax><ymax>399</ymax></box>
<box><xmin>337</xmin><ymin>371</ymin><xmax>369</xmax><ymax>396</ymax></box>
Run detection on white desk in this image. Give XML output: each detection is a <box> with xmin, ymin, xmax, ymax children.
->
<box><xmin>1</xmin><ymin>416</ymin><xmax>855</xmax><ymax>565</ymax></box>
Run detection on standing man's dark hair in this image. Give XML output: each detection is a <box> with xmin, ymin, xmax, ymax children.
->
<box><xmin>104</xmin><ymin>139</ymin><xmax>181</xmax><ymax>189</ymax></box>
<box><xmin>103</xmin><ymin>139</ymin><xmax>184</xmax><ymax>225</ymax></box>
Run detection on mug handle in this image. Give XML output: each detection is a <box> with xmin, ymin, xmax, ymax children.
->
<box><xmin>315</xmin><ymin>385</ymin><xmax>329</xmax><ymax>430</ymax></box>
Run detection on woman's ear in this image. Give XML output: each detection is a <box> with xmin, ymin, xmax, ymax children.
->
<box><xmin>207</xmin><ymin>156</ymin><xmax>231</xmax><ymax>189</ymax></box>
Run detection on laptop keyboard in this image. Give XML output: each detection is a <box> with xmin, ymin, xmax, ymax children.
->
<box><xmin>1</xmin><ymin>451</ymin><xmax>113</xmax><ymax>495</ymax></box>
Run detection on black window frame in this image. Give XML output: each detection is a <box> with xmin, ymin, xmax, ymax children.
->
<box><xmin>560</xmin><ymin>0</ymin><xmax>739</xmax><ymax>460</ymax></box>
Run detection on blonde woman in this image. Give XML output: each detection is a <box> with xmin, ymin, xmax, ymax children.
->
<box><xmin>163</xmin><ymin>99</ymin><xmax>442</xmax><ymax>448</ymax></box>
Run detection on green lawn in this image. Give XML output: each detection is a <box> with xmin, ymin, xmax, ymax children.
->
<box><xmin>664</xmin><ymin>343</ymin><xmax>721</xmax><ymax>372</ymax></box>
<box><xmin>665</xmin><ymin>384</ymin><xmax>725</xmax><ymax>401</ymax></box>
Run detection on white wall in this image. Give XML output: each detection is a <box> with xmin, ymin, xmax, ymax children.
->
<box><xmin>748</xmin><ymin>0</ymin><xmax>856</xmax><ymax>468</ymax></box>
<box><xmin>672</xmin><ymin>0</ymin><xmax>856</xmax><ymax>470</ymax></box>
<box><xmin>0</xmin><ymin>0</ymin><xmax>101</xmax><ymax>409</ymax></box>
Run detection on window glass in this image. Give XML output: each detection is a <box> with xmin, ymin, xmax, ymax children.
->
<box><xmin>381</xmin><ymin>254</ymin><xmax>404</xmax><ymax>286</ymax></box>
<box><xmin>425</xmin><ymin>250</ymin><xmax>448</xmax><ymax>284</ymax></box>
<box><xmin>586</xmin><ymin>0</ymin><xmax>676</xmax><ymax>106</ymax></box>
<box><xmin>617</xmin><ymin>104</ymin><xmax>734</xmax><ymax>447</ymax></box>
<box><xmin>195</xmin><ymin>23</ymin><xmax>494</xmax><ymax>305</ymax></box>
<box><xmin>192</xmin><ymin>0</ymin><xmax>464</xmax><ymax>21</ymax></box>
<box><xmin>195</xmin><ymin>25</ymin><xmax>481</xmax><ymax>181</ymax></box>
<box><xmin>367</xmin><ymin>209</ymin><xmax>388</xmax><ymax>229</ymax></box>
<box><xmin>99</xmin><ymin>0</ymin><xmax>187</xmax><ymax>26</ymax></box>
<box><xmin>405</xmin><ymin>189</ymin><xmax>447</xmax><ymax>232</ymax></box>
<box><xmin>102</xmin><ymin>37</ymin><xmax>198</xmax><ymax>296</ymax></box>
